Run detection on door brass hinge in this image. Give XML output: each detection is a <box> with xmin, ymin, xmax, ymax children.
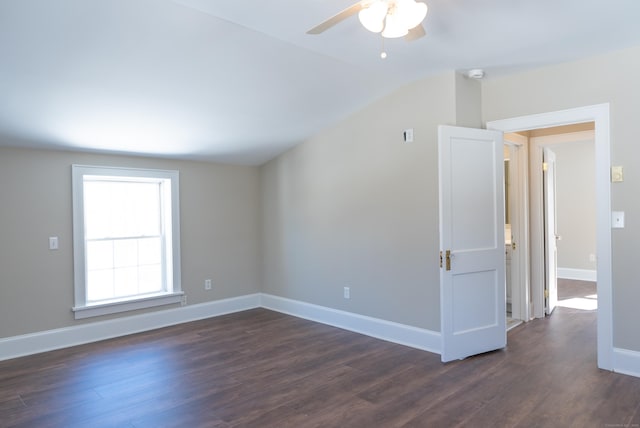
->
<box><xmin>440</xmin><ymin>250</ymin><xmax>452</xmax><ymax>270</ymax></box>
<box><xmin>544</xmin><ymin>289</ymin><xmax>549</xmax><ymax>299</ymax></box>
<box><xmin>542</xmin><ymin>162</ymin><xmax>548</xmax><ymax>172</ymax></box>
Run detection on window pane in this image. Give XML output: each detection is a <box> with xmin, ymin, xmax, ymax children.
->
<box><xmin>130</xmin><ymin>183</ymin><xmax>162</xmax><ymax>237</ymax></box>
<box><xmin>139</xmin><ymin>265</ymin><xmax>163</xmax><ymax>294</ymax></box>
<box><xmin>113</xmin><ymin>239</ymin><xmax>138</xmax><ymax>268</ymax></box>
<box><xmin>84</xmin><ymin>180</ymin><xmax>161</xmax><ymax>240</ymax></box>
<box><xmin>86</xmin><ymin>240</ymin><xmax>113</xmax><ymax>271</ymax></box>
<box><xmin>138</xmin><ymin>237</ymin><xmax>161</xmax><ymax>265</ymax></box>
<box><xmin>84</xmin><ymin>182</ymin><xmax>112</xmax><ymax>239</ymax></box>
<box><xmin>84</xmin><ymin>180</ymin><xmax>166</xmax><ymax>302</ymax></box>
<box><xmin>114</xmin><ymin>266</ymin><xmax>138</xmax><ymax>298</ymax></box>
<box><xmin>87</xmin><ymin>269</ymin><xmax>114</xmax><ymax>302</ymax></box>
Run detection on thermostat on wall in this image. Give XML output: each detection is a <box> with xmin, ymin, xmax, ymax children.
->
<box><xmin>611</xmin><ymin>166</ymin><xmax>624</xmax><ymax>182</ymax></box>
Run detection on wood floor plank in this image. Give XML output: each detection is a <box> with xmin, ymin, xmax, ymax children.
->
<box><xmin>0</xmin><ymin>396</ymin><xmax>25</xmax><ymax>413</ymax></box>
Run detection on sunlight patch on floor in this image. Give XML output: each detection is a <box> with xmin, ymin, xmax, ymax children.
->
<box><xmin>556</xmin><ymin>295</ymin><xmax>597</xmax><ymax>311</ymax></box>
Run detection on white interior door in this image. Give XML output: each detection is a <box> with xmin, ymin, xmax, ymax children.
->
<box><xmin>439</xmin><ymin>125</ymin><xmax>506</xmax><ymax>362</ymax></box>
<box><xmin>543</xmin><ymin>148</ymin><xmax>559</xmax><ymax>314</ymax></box>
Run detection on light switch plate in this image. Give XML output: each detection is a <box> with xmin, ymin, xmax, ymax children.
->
<box><xmin>612</xmin><ymin>211</ymin><xmax>625</xmax><ymax>229</ymax></box>
<box><xmin>49</xmin><ymin>236</ymin><xmax>59</xmax><ymax>250</ymax></box>
<box><xmin>403</xmin><ymin>128</ymin><xmax>414</xmax><ymax>143</ymax></box>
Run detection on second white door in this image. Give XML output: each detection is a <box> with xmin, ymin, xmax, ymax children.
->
<box><xmin>439</xmin><ymin>125</ymin><xmax>506</xmax><ymax>362</ymax></box>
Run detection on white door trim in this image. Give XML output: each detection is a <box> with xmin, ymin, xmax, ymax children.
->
<box><xmin>486</xmin><ymin>103</ymin><xmax>612</xmax><ymax>371</ymax></box>
<box><xmin>543</xmin><ymin>147</ymin><xmax>559</xmax><ymax>315</ymax></box>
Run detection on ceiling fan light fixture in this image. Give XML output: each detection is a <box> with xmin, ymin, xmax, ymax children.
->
<box><xmin>381</xmin><ymin>11</ymin><xmax>409</xmax><ymax>38</ymax></box>
<box><xmin>358</xmin><ymin>1</ymin><xmax>388</xmax><ymax>33</ymax></box>
<box><xmin>359</xmin><ymin>0</ymin><xmax>428</xmax><ymax>39</ymax></box>
<box><xmin>400</xmin><ymin>0</ymin><xmax>428</xmax><ymax>30</ymax></box>
<box><xmin>307</xmin><ymin>0</ymin><xmax>428</xmax><ymax>43</ymax></box>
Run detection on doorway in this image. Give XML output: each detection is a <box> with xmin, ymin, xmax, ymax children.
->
<box><xmin>505</xmin><ymin>124</ymin><xmax>596</xmax><ymax>322</ymax></box>
<box><xmin>503</xmin><ymin>137</ymin><xmax>528</xmax><ymax>328</ymax></box>
<box><xmin>532</xmin><ymin>125</ymin><xmax>597</xmax><ymax>316</ymax></box>
<box><xmin>487</xmin><ymin>103</ymin><xmax>612</xmax><ymax>371</ymax></box>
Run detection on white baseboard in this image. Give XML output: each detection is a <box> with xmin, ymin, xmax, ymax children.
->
<box><xmin>6</xmin><ymin>291</ymin><xmax>636</xmax><ymax>379</ymax></box>
<box><xmin>0</xmin><ymin>293</ymin><xmax>441</xmax><ymax>362</ymax></box>
<box><xmin>260</xmin><ymin>294</ymin><xmax>441</xmax><ymax>354</ymax></box>
<box><xmin>0</xmin><ymin>294</ymin><xmax>261</xmax><ymax>361</ymax></box>
<box><xmin>557</xmin><ymin>268</ymin><xmax>597</xmax><ymax>282</ymax></box>
<box><xmin>613</xmin><ymin>348</ymin><xmax>640</xmax><ymax>378</ymax></box>
<box><xmin>6</xmin><ymin>291</ymin><xmax>638</xmax><ymax>382</ymax></box>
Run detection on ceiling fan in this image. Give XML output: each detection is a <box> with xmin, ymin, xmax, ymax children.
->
<box><xmin>307</xmin><ymin>0</ymin><xmax>428</xmax><ymax>42</ymax></box>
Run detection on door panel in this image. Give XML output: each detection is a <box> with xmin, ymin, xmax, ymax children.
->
<box><xmin>450</xmin><ymin>140</ymin><xmax>498</xmax><ymax>250</ymax></box>
<box><xmin>452</xmin><ymin>270</ymin><xmax>498</xmax><ymax>332</ymax></box>
<box><xmin>439</xmin><ymin>125</ymin><xmax>506</xmax><ymax>362</ymax></box>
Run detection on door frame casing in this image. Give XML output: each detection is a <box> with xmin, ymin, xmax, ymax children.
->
<box><xmin>487</xmin><ymin>103</ymin><xmax>612</xmax><ymax>371</ymax></box>
<box><xmin>542</xmin><ymin>147</ymin><xmax>559</xmax><ymax>315</ymax></box>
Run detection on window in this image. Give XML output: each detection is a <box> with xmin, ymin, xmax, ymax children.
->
<box><xmin>72</xmin><ymin>165</ymin><xmax>182</xmax><ymax>319</ymax></box>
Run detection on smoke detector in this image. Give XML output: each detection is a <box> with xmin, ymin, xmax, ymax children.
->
<box><xmin>466</xmin><ymin>69</ymin><xmax>485</xmax><ymax>79</ymax></box>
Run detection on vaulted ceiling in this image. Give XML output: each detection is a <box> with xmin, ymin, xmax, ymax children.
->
<box><xmin>1</xmin><ymin>0</ymin><xmax>639</xmax><ymax>165</ymax></box>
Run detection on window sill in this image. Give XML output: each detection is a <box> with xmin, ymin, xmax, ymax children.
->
<box><xmin>72</xmin><ymin>292</ymin><xmax>184</xmax><ymax>320</ymax></box>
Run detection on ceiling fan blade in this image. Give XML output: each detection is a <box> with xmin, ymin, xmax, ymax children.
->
<box><xmin>405</xmin><ymin>24</ymin><xmax>426</xmax><ymax>42</ymax></box>
<box><xmin>307</xmin><ymin>2</ymin><xmax>363</xmax><ymax>35</ymax></box>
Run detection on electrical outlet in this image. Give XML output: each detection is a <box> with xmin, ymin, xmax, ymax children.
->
<box><xmin>612</xmin><ymin>211</ymin><xmax>625</xmax><ymax>228</ymax></box>
<box><xmin>343</xmin><ymin>287</ymin><xmax>350</xmax><ymax>299</ymax></box>
<box><xmin>181</xmin><ymin>295</ymin><xmax>187</xmax><ymax>306</ymax></box>
<box><xmin>205</xmin><ymin>279</ymin><xmax>212</xmax><ymax>290</ymax></box>
<box><xmin>589</xmin><ymin>254</ymin><xmax>596</xmax><ymax>262</ymax></box>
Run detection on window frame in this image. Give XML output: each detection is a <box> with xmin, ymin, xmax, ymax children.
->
<box><xmin>71</xmin><ymin>165</ymin><xmax>182</xmax><ymax>319</ymax></box>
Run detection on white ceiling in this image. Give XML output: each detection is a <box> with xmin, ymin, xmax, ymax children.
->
<box><xmin>1</xmin><ymin>0</ymin><xmax>639</xmax><ymax>165</ymax></box>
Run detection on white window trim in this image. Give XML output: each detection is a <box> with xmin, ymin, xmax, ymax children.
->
<box><xmin>71</xmin><ymin>165</ymin><xmax>182</xmax><ymax>320</ymax></box>
<box><xmin>72</xmin><ymin>292</ymin><xmax>184</xmax><ymax>320</ymax></box>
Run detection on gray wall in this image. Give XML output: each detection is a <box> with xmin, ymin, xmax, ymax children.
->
<box><xmin>261</xmin><ymin>72</ymin><xmax>479</xmax><ymax>331</ymax></box>
<box><xmin>0</xmin><ymin>147</ymin><xmax>261</xmax><ymax>338</ymax></box>
<box><xmin>482</xmin><ymin>45</ymin><xmax>640</xmax><ymax>351</ymax></box>
<box><xmin>554</xmin><ymin>140</ymin><xmax>597</xmax><ymax>272</ymax></box>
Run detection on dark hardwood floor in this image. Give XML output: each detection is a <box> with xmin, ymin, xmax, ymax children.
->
<box><xmin>2</xmin><ymin>282</ymin><xmax>639</xmax><ymax>427</ymax></box>
<box><xmin>558</xmin><ymin>277</ymin><xmax>597</xmax><ymax>300</ymax></box>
